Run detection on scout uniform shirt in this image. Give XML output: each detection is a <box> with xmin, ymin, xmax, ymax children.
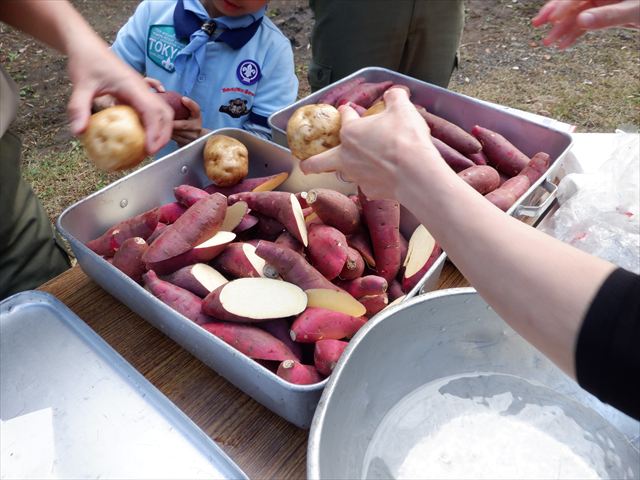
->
<box><xmin>111</xmin><ymin>0</ymin><xmax>298</xmax><ymax>157</ymax></box>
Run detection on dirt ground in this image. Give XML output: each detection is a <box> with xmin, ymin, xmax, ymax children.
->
<box><xmin>1</xmin><ymin>0</ymin><xmax>638</xmax><ymax>221</ymax></box>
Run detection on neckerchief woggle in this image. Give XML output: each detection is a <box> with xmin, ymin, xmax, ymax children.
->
<box><xmin>173</xmin><ymin>0</ymin><xmax>264</xmax><ymax>95</ymax></box>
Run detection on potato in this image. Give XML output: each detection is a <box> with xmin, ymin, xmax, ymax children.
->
<box><xmin>82</xmin><ymin>105</ymin><xmax>146</xmax><ymax>171</ymax></box>
<box><xmin>286</xmin><ymin>104</ymin><xmax>340</xmax><ymax>161</ymax></box>
<box><xmin>203</xmin><ymin>134</ymin><xmax>249</xmax><ymax>187</ymax></box>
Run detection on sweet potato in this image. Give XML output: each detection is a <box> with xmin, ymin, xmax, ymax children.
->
<box><xmin>160</xmin><ymin>263</ymin><xmax>227</xmax><ymax>298</ymax></box>
<box><xmin>156</xmin><ymin>202</ymin><xmax>187</xmax><ymax>224</ymax></box>
<box><xmin>252</xmin><ymin>212</ymin><xmax>286</xmax><ymax>239</ymax></box>
<box><xmin>471</xmin><ymin>125</ymin><xmax>530</xmax><ymax>176</ymax></box>
<box><xmin>339</xmin><ymin>246</ymin><xmax>365</xmax><ymax>280</ymax></box>
<box><xmin>284</xmin><ymin>318</ymin><xmax>344</xmax><ymax>350</ymax></box>
<box><xmin>290</xmin><ymin>307</ymin><xmax>366</xmax><ymax>343</ymax></box>
<box><xmin>468</xmin><ymin>150</ymin><xmax>489</xmax><ymax>166</ymax></box>
<box><xmin>348</xmin><ymin>103</ymin><xmax>367</xmax><ymax>116</ymax></box>
<box><xmin>307</xmin><ymin>224</ymin><xmax>349</xmax><ymax>280</ymax></box>
<box><xmin>431</xmin><ymin>137</ymin><xmax>476</xmax><ymax>173</ymax></box>
<box><xmin>314</xmin><ymin>339</ymin><xmax>349</xmax><ymax>376</ymax></box>
<box><xmin>277</xmin><ymin>360</ymin><xmax>323</xmax><ymax>384</ymax></box>
<box><xmin>260</xmin><ymin>318</ymin><xmax>303</xmax><ymax>361</ymax></box>
<box><xmin>457</xmin><ymin>165</ymin><xmax>501</xmax><ymax>194</ymax></box>
<box><xmin>305</xmin><ymin>188</ymin><xmax>361</xmax><ymax>235</ymax></box>
<box><xmin>388</xmin><ymin>279</ymin><xmax>404</xmax><ymax>302</ymax></box>
<box><xmin>416</xmin><ymin>107</ymin><xmax>482</xmax><ymax>154</ymax></box>
<box><xmin>228</xmin><ymin>191</ymin><xmax>308</xmax><ymax>246</ymax></box>
<box><xmin>347</xmin><ymin>230</ymin><xmax>376</xmax><ymax>268</ymax></box>
<box><xmin>220</xmin><ymin>201</ymin><xmax>248</xmax><ymax>232</ymax></box>
<box><xmin>402</xmin><ymin>224</ymin><xmax>442</xmax><ymax>293</ymax></box>
<box><xmin>359</xmin><ymin>293</ymin><xmax>388</xmax><ymax>317</ymax></box>
<box><xmin>275</xmin><ymin>231</ymin><xmax>305</xmax><ymax>255</ymax></box>
<box><xmin>143</xmin><ymin>193</ymin><xmax>227</xmax><ymax>264</ymax></box>
<box><xmin>485</xmin><ymin>174</ymin><xmax>531</xmax><ymax>211</ymax></box>
<box><xmin>173</xmin><ymin>184</ymin><xmax>209</xmax><ymax>208</ymax></box>
<box><xmin>305</xmin><ymin>288</ymin><xmax>367</xmax><ymax>317</ymax></box>
<box><xmin>336</xmin><ymin>275</ymin><xmax>388</xmax><ymax>298</ymax></box>
<box><xmin>255</xmin><ymin>240</ymin><xmax>339</xmax><ymax>291</ymax></box>
<box><xmin>211</xmin><ymin>242</ymin><xmax>265</xmax><ymax>278</ymax></box>
<box><xmin>317</xmin><ymin>76</ymin><xmax>365</xmax><ymax>106</ymax></box>
<box><xmin>520</xmin><ymin>152</ymin><xmax>551</xmax><ymax>184</ymax></box>
<box><xmin>295</xmin><ymin>192</ymin><xmax>309</xmax><ymax>209</ymax></box>
<box><xmin>143</xmin><ymin>270</ymin><xmax>212</xmax><ymax>325</ymax></box>
<box><xmin>112</xmin><ymin>237</ymin><xmax>148</xmax><ymax>283</ymax></box>
<box><xmin>201</xmin><ymin>322</ymin><xmax>298</xmax><ymax>362</ymax></box>
<box><xmin>234</xmin><ymin>213</ymin><xmax>259</xmax><ymax>233</ymax></box>
<box><xmin>336</xmin><ymin>81</ymin><xmax>394</xmax><ymax>109</ymax></box>
<box><xmin>146</xmin><ymin>230</ymin><xmax>235</xmax><ymax>275</ymax></box>
<box><xmin>203</xmin><ymin>172</ymin><xmax>289</xmax><ymax>196</ymax></box>
<box><xmin>202</xmin><ymin>277</ymin><xmax>307</xmax><ymax>323</ymax></box>
<box><xmin>86</xmin><ymin>208</ymin><xmax>159</xmax><ymax>257</ymax></box>
<box><xmin>399</xmin><ymin>232</ymin><xmax>409</xmax><ymax>266</ymax></box>
<box><xmin>359</xmin><ymin>189</ymin><xmax>401</xmax><ymax>282</ymax></box>
<box><xmin>147</xmin><ymin>222</ymin><xmax>168</xmax><ymax>244</ymax></box>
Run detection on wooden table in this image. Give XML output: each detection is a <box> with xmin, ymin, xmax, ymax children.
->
<box><xmin>40</xmin><ymin>262</ymin><xmax>469</xmax><ymax>479</ymax></box>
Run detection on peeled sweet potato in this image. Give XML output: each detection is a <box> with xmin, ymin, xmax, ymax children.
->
<box><xmin>402</xmin><ymin>224</ymin><xmax>442</xmax><ymax>293</ymax></box>
<box><xmin>160</xmin><ymin>263</ymin><xmax>228</xmax><ymax>298</ymax></box>
<box><xmin>204</xmin><ymin>172</ymin><xmax>289</xmax><ymax>196</ymax></box>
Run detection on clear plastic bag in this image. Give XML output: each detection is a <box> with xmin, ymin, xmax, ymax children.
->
<box><xmin>541</xmin><ymin>133</ymin><xmax>640</xmax><ymax>274</ymax></box>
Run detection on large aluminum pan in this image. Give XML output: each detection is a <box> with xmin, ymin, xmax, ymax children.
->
<box><xmin>0</xmin><ymin>291</ymin><xmax>247</xmax><ymax>479</ymax></box>
<box><xmin>308</xmin><ymin>288</ymin><xmax>639</xmax><ymax>479</ymax></box>
<box><xmin>270</xmin><ymin>67</ymin><xmax>574</xmax><ymax>290</ymax></box>
<box><xmin>57</xmin><ymin>128</ymin><xmax>439</xmax><ymax>428</ymax></box>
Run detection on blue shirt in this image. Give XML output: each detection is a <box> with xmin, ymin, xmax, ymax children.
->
<box><xmin>111</xmin><ymin>0</ymin><xmax>298</xmax><ymax>156</ymax></box>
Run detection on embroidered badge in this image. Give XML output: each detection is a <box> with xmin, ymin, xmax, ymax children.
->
<box><xmin>236</xmin><ymin>60</ymin><xmax>261</xmax><ymax>86</ymax></box>
<box><xmin>147</xmin><ymin>25</ymin><xmax>186</xmax><ymax>72</ymax></box>
<box><xmin>219</xmin><ymin>98</ymin><xmax>249</xmax><ymax>118</ymax></box>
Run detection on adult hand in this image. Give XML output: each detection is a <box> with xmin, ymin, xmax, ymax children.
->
<box><xmin>301</xmin><ymin>87</ymin><xmax>444</xmax><ymax>200</ymax></box>
<box><xmin>533</xmin><ymin>0</ymin><xmax>640</xmax><ymax>49</ymax></box>
<box><xmin>171</xmin><ymin>97</ymin><xmax>203</xmax><ymax>147</ymax></box>
<box><xmin>66</xmin><ymin>45</ymin><xmax>174</xmax><ymax>155</ymax></box>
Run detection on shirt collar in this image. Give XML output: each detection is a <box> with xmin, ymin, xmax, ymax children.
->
<box><xmin>174</xmin><ymin>0</ymin><xmax>265</xmax><ymax>49</ymax></box>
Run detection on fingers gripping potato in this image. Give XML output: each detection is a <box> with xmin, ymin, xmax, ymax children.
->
<box><xmin>82</xmin><ymin>105</ymin><xmax>146</xmax><ymax>171</ymax></box>
<box><xmin>203</xmin><ymin>134</ymin><xmax>249</xmax><ymax>187</ymax></box>
<box><xmin>287</xmin><ymin>104</ymin><xmax>341</xmax><ymax>161</ymax></box>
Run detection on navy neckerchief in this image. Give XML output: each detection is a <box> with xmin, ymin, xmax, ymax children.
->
<box><xmin>173</xmin><ymin>0</ymin><xmax>263</xmax><ymax>50</ymax></box>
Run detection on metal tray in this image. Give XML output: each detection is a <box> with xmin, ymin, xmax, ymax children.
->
<box><xmin>308</xmin><ymin>288</ymin><xmax>640</xmax><ymax>479</ymax></box>
<box><xmin>0</xmin><ymin>291</ymin><xmax>247</xmax><ymax>480</ymax></box>
<box><xmin>269</xmin><ymin>67</ymin><xmax>574</xmax><ymax>288</ymax></box>
<box><xmin>58</xmin><ymin>128</ymin><xmax>438</xmax><ymax>428</ymax></box>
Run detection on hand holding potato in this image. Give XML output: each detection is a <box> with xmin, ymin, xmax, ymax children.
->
<box><xmin>301</xmin><ymin>88</ymin><xmax>444</xmax><ymax>201</ymax></box>
<box><xmin>81</xmin><ymin>105</ymin><xmax>146</xmax><ymax>171</ymax></box>
<box><xmin>287</xmin><ymin>104</ymin><xmax>341</xmax><ymax>161</ymax></box>
<box><xmin>172</xmin><ymin>96</ymin><xmax>204</xmax><ymax>147</ymax></box>
<box><xmin>203</xmin><ymin>134</ymin><xmax>249</xmax><ymax>187</ymax></box>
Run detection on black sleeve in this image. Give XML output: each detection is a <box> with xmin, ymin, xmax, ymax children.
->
<box><xmin>575</xmin><ymin>267</ymin><xmax>640</xmax><ymax>420</ymax></box>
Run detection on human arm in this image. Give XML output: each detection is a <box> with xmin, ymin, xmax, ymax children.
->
<box><xmin>301</xmin><ymin>88</ymin><xmax>617</xmax><ymax>378</ymax></box>
<box><xmin>532</xmin><ymin>0</ymin><xmax>640</xmax><ymax>49</ymax></box>
<box><xmin>0</xmin><ymin>0</ymin><xmax>172</xmax><ymax>154</ymax></box>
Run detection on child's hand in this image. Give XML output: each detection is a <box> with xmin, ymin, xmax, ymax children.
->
<box><xmin>144</xmin><ymin>77</ymin><xmax>166</xmax><ymax>93</ymax></box>
<box><xmin>172</xmin><ymin>96</ymin><xmax>203</xmax><ymax>147</ymax></box>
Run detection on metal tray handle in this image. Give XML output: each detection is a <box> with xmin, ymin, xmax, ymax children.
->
<box><xmin>514</xmin><ymin>178</ymin><xmax>558</xmax><ymax>218</ymax></box>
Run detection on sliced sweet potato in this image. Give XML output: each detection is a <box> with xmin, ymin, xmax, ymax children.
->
<box><xmin>305</xmin><ymin>288</ymin><xmax>367</xmax><ymax>317</ymax></box>
<box><xmin>160</xmin><ymin>263</ymin><xmax>228</xmax><ymax>298</ymax></box>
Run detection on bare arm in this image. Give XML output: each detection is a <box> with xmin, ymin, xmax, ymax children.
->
<box><xmin>302</xmin><ymin>88</ymin><xmax>616</xmax><ymax>377</ymax></box>
<box><xmin>0</xmin><ymin>0</ymin><xmax>173</xmax><ymax>154</ymax></box>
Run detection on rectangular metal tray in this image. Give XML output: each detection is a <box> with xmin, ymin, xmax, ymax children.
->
<box><xmin>269</xmin><ymin>67</ymin><xmax>574</xmax><ymax>286</ymax></box>
<box><xmin>59</xmin><ymin>128</ymin><xmax>435</xmax><ymax>428</ymax></box>
<box><xmin>0</xmin><ymin>291</ymin><xmax>247</xmax><ymax>479</ymax></box>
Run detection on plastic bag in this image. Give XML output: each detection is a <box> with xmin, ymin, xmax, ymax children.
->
<box><xmin>540</xmin><ymin>133</ymin><xmax>639</xmax><ymax>274</ymax></box>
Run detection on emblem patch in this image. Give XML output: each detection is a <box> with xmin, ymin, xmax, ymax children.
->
<box><xmin>147</xmin><ymin>25</ymin><xmax>186</xmax><ymax>72</ymax></box>
<box><xmin>219</xmin><ymin>98</ymin><xmax>249</xmax><ymax>118</ymax></box>
<box><xmin>236</xmin><ymin>60</ymin><xmax>261</xmax><ymax>86</ymax></box>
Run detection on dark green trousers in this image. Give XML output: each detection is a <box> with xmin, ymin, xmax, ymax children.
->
<box><xmin>0</xmin><ymin>131</ymin><xmax>70</xmax><ymax>300</ymax></box>
<box><xmin>309</xmin><ymin>0</ymin><xmax>465</xmax><ymax>90</ymax></box>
